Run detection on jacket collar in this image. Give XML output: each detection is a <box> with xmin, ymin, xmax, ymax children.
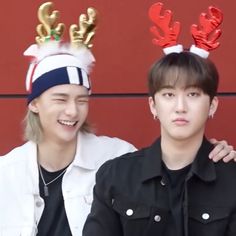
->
<box><xmin>140</xmin><ymin>137</ymin><xmax>216</xmax><ymax>183</ymax></box>
<box><xmin>23</xmin><ymin>133</ymin><xmax>100</xmax><ymax>195</ymax></box>
<box><xmin>25</xmin><ymin>141</ymin><xmax>40</xmax><ymax>195</ymax></box>
<box><xmin>72</xmin><ymin>132</ymin><xmax>106</xmax><ymax>170</ymax></box>
<box><xmin>189</xmin><ymin>137</ymin><xmax>216</xmax><ymax>182</ymax></box>
<box><xmin>25</xmin><ymin>132</ymin><xmax>107</xmax><ymax>180</ymax></box>
<box><xmin>141</xmin><ymin>138</ymin><xmax>163</xmax><ymax>182</ymax></box>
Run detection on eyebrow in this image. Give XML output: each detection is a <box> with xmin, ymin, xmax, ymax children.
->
<box><xmin>51</xmin><ymin>93</ymin><xmax>89</xmax><ymax>98</ymax></box>
<box><xmin>160</xmin><ymin>85</ymin><xmax>200</xmax><ymax>90</ymax></box>
<box><xmin>159</xmin><ymin>85</ymin><xmax>175</xmax><ymax>89</ymax></box>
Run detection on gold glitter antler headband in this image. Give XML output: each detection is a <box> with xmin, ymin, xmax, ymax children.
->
<box><xmin>36</xmin><ymin>2</ymin><xmax>65</xmax><ymax>44</ymax></box>
<box><xmin>69</xmin><ymin>7</ymin><xmax>98</xmax><ymax>48</ymax></box>
<box><xmin>24</xmin><ymin>2</ymin><xmax>98</xmax><ymax>94</ymax></box>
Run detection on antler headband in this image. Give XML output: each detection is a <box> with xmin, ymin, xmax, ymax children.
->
<box><xmin>36</xmin><ymin>2</ymin><xmax>65</xmax><ymax>44</ymax></box>
<box><xmin>24</xmin><ymin>2</ymin><xmax>98</xmax><ymax>102</ymax></box>
<box><xmin>25</xmin><ymin>2</ymin><xmax>98</xmax><ymax>57</ymax></box>
<box><xmin>70</xmin><ymin>7</ymin><xmax>97</xmax><ymax>49</ymax></box>
<box><xmin>148</xmin><ymin>2</ymin><xmax>223</xmax><ymax>58</ymax></box>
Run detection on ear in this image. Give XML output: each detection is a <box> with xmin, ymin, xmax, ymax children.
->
<box><xmin>209</xmin><ymin>96</ymin><xmax>219</xmax><ymax>117</ymax></box>
<box><xmin>148</xmin><ymin>96</ymin><xmax>158</xmax><ymax>117</ymax></box>
<box><xmin>28</xmin><ymin>99</ymin><xmax>39</xmax><ymax>113</ymax></box>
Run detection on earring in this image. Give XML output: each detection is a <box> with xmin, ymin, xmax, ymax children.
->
<box><xmin>208</xmin><ymin>113</ymin><xmax>214</xmax><ymax>119</ymax></box>
<box><xmin>153</xmin><ymin>114</ymin><xmax>158</xmax><ymax>120</ymax></box>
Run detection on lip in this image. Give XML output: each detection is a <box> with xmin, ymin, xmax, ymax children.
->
<box><xmin>172</xmin><ymin>118</ymin><xmax>189</xmax><ymax>125</ymax></box>
<box><xmin>58</xmin><ymin>120</ymin><xmax>78</xmax><ymax>127</ymax></box>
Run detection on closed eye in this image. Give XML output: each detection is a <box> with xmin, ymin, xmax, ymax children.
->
<box><xmin>77</xmin><ymin>98</ymin><xmax>89</xmax><ymax>103</ymax></box>
<box><xmin>53</xmin><ymin>98</ymin><xmax>66</xmax><ymax>102</ymax></box>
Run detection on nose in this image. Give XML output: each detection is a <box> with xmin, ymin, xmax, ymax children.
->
<box><xmin>64</xmin><ymin>101</ymin><xmax>78</xmax><ymax>117</ymax></box>
<box><xmin>175</xmin><ymin>95</ymin><xmax>187</xmax><ymax>113</ymax></box>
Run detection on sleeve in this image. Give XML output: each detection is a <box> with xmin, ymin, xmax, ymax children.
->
<box><xmin>82</xmin><ymin>160</ymin><xmax>123</xmax><ymax>236</ymax></box>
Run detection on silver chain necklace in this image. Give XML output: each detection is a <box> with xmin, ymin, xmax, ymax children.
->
<box><xmin>38</xmin><ymin>164</ymin><xmax>67</xmax><ymax>197</ymax></box>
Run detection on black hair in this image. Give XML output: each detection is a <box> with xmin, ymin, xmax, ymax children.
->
<box><xmin>148</xmin><ymin>52</ymin><xmax>219</xmax><ymax>101</ymax></box>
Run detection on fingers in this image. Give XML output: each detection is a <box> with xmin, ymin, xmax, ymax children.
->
<box><xmin>209</xmin><ymin>138</ymin><xmax>218</xmax><ymax>145</ymax></box>
<box><xmin>209</xmin><ymin>138</ymin><xmax>227</xmax><ymax>146</ymax></box>
<box><xmin>209</xmin><ymin>139</ymin><xmax>234</xmax><ymax>162</ymax></box>
<box><xmin>223</xmin><ymin>150</ymin><xmax>236</xmax><ymax>163</ymax></box>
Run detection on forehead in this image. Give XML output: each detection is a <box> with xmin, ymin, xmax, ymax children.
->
<box><xmin>158</xmin><ymin>66</ymin><xmax>202</xmax><ymax>89</ymax></box>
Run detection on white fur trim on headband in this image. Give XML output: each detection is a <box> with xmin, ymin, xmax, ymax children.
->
<box><xmin>163</xmin><ymin>44</ymin><xmax>183</xmax><ymax>55</ymax></box>
<box><xmin>24</xmin><ymin>42</ymin><xmax>95</xmax><ymax>74</ymax></box>
<box><xmin>190</xmin><ymin>45</ymin><xmax>209</xmax><ymax>58</ymax></box>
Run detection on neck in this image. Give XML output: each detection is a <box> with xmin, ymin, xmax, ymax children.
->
<box><xmin>37</xmin><ymin>138</ymin><xmax>77</xmax><ymax>171</ymax></box>
<box><xmin>161</xmin><ymin>133</ymin><xmax>203</xmax><ymax>170</ymax></box>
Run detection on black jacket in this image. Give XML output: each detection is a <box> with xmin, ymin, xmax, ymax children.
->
<box><xmin>83</xmin><ymin>138</ymin><xmax>236</xmax><ymax>236</ymax></box>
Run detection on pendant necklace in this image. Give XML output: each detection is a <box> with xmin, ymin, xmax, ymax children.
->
<box><xmin>38</xmin><ymin>164</ymin><xmax>67</xmax><ymax>197</ymax></box>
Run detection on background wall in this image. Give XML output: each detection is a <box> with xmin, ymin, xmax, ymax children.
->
<box><xmin>0</xmin><ymin>0</ymin><xmax>235</xmax><ymax>155</ymax></box>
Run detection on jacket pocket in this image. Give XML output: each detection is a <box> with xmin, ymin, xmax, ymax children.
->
<box><xmin>113</xmin><ymin>197</ymin><xmax>150</xmax><ymax>219</ymax></box>
<box><xmin>112</xmin><ymin>196</ymin><xmax>169</xmax><ymax>236</ymax></box>
<box><xmin>188</xmin><ymin>205</ymin><xmax>230</xmax><ymax>236</ymax></box>
<box><xmin>64</xmin><ymin>194</ymin><xmax>93</xmax><ymax>234</ymax></box>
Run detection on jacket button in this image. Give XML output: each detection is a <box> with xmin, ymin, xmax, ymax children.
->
<box><xmin>154</xmin><ymin>215</ymin><xmax>161</xmax><ymax>222</ymax></box>
<box><xmin>202</xmin><ymin>213</ymin><xmax>210</xmax><ymax>220</ymax></box>
<box><xmin>160</xmin><ymin>179</ymin><xmax>166</xmax><ymax>186</ymax></box>
<box><xmin>126</xmin><ymin>209</ymin><xmax>134</xmax><ymax>216</ymax></box>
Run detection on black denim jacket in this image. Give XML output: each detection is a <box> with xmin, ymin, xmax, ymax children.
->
<box><xmin>83</xmin><ymin>137</ymin><xmax>236</xmax><ymax>236</ymax></box>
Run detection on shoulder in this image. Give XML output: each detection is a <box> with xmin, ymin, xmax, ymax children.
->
<box><xmin>96</xmin><ymin>148</ymin><xmax>146</xmax><ymax>183</ymax></box>
<box><xmin>77</xmin><ymin>132</ymin><xmax>137</xmax><ymax>166</ymax></box>
<box><xmin>0</xmin><ymin>142</ymin><xmax>35</xmax><ymax>168</ymax></box>
<box><xmin>81</xmin><ymin>132</ymin><xmax>136</xmax><ymax>151</ymax></box>
<box><xmin>215</xmin><ymin>161</ymin><xmax>236</xmax><ymax>179</ymax></box>
<box><xmin>93</xmin><ymin>148</ymin><xmax>149</xmax><ymax>200</ymax></box>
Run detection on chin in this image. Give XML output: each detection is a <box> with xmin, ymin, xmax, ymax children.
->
<box><xmin>56</xmin><ymin>131</ymin><xmax>78</xmax><ymax>144</ymax></box>
<box><xmin>169</xmin><ymin>131</ymin><xmax>193</xmax><ymax>141</ymax></box>
<box><xmin>171</xmin><ymin>131</ymin><xmax>203</xmax><ymax>142</ymax></box>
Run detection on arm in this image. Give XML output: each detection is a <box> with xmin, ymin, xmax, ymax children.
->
<box><xmin>83</xmin><ymin>162</ymin><xmax>123</xmax><ymax>236</ymax></box>
<box><xmin>209</xmin><ymin>139</ymin><xmax>235</xmax><ymax>162</ymax></box>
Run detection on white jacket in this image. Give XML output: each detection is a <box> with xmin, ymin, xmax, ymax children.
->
<box><xmin>0</xmin><ymin>132</ymin><xmax>136</xmax><ymax>236</ymax></box>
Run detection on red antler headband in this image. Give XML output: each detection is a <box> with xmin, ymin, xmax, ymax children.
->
<box><xmin>148</xmin><ymin>2</ymin><xmax>223</xmax><ymax>58</ymax></box>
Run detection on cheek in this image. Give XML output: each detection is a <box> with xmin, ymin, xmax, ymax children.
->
<box><xmin>192</xmin><ymin>104</ymin><xmax>210</xmax><ymax>121</ymax></box>
<box><xmin>37</xmin><ymin>105</ymin><xmax>59</xmax><ymax>123</ymax></box>
<box><xmin>156</xmin><ymin>104</ymin><xmax>170</xmax><ymax>116</ymax></box>
<box><xmin>37</xmin><ymin>102</ymin><xmax>55</xmax><ymax>113</ymax></box>
<box><xmin>78</xmin><ymin>103</ymin><xmax>89</xmax><ymax>116</ymax></box>
<box><xmin>200</xmin><ymin>103</ymin><xmax>211</xmax><ymax>113</ymax></box>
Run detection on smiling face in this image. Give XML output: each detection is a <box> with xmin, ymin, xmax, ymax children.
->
<box><xmin>28</xmin><ymin>84</ymin><xmax>89</xmax><ymax>145</ymax></box>
<box><xmin>149</xmin><ymin>85</ymin><xmax>218</xmax><ymax>142</ymax></box>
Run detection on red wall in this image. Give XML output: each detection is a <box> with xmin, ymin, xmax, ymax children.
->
<box><xmin>0</xmin><ymin>0</ymin><xmax>235</xmax><ymax>155</ymax></box>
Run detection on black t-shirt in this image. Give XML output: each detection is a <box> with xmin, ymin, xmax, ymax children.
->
<box><xmin>162</xmin><ymin>162</ymin><xmax>191</xmax><ymax>236</ymax></box>
<box><xmin>37</xmin><ymin>166</ymin><xmax>72</xmax><ymax>236</ymax></box>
